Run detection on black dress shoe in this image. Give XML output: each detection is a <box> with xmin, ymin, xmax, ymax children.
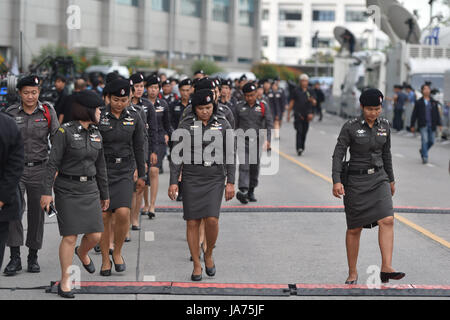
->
<box><xmin>191</xmin><ymin>269</ymin><xmax>203</xmax><ymax>282</ymax></box>
<box><xmin>380</xmin><ymin>272</ymin><xmax>406</xmax><ymax>283</ymax></box>
<box><xmin>176</xmin><ymin>194</ymin><xmax>183</xmax><ymax>202</ymax></box>
<box><xmin>100</xmin><ymin>260</ymin><xmax>112</xmax><ymax>277</ymax></box>
<box><xmin>345</xmin><ymin>277</ymin><xmax>358</xmax><ymax>285</ymax></box>
<box><xmin>148</xmin><ymin>212</ymin><xmax>156</xmax><ymax>219</ymax></box>
<box><xmin>204</xmin><ymin>257</ymin><xmax>216</xmax><ymax>277</ymax></box>
<box><xmin>247</xmin><ymin>192</ymin><xmax>257</xmax><ymax>202</ymax></box>
<box><xmin>3</xmin><ymin>257</ymin><xmax>22</xmax><ymax>276</ymax></box>
<box><xmin>112</xmin><ymin>255</ymin><xmax>126</xmax><ymax>273</ymax></box>
<box><xmin>297</xmin><ymin>148</ymin><xmax>304</xmax><ymax>156</ymax></box>
<box><xmin>27</xmin><ymin>257</ymin><xmax>40</xmax><ymax>273</ymax></box>
<box><xmin>236</xmin><ymin>191</ymin><xmax>249</xmax><ymax>205</ymax></box>
<box><xmin>124</xmin><ymin>237</ymin><xmax>132</xmax><ymax>243</ymax></box>
<box><xmin>58</xmin><ymin>283</ymin><xmax>75</xmax><ymax>299</ymax></box>
<box><xmin>131</xmin><ymin>225</ymin><xmax>141</xmax><ymax>231</ymax></box>
<box><xmin>75</xmin><ymin>246</ymin><xmax>95</xmax><ymax>274</ymax></box>
<box><xmin>141</xmin><ymin>210</ymin><xmax>149</xmax><ymax>216</ymax></box>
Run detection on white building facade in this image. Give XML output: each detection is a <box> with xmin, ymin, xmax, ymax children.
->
<box><xmin>261</xmin><ymin>0</ymin><xmax>389</xmax><ymax>65</ymax></box>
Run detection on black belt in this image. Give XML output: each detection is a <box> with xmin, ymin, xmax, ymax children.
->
<box><xmin>106</xmin><ymin>156</ymin><xmax>132</xmax><ymax>164</ymax></box>
<box><xmin>25</xmin><ymin>160</ymin><xmax>46</xmax><ymax>167</ymax></box>
<box><xmin>59</xmin><ymin>173</ymin><xmax>96</xmax><ymax>182</ymax></box>
<box><xmin>186</xmin><ymin>162</ymin><xmax>220</xmax><ymax>167</ymax></box>
<box><xmin>348</xmin><ymin>167</ymin><xmax>383</xmax><ymax>175</ymax></box>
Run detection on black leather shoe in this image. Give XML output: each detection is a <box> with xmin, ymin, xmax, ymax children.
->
<box><xmin>236</xmin><ymin>191</ymin><xmax>249</xmax><ymax>205</ymax></box>
<box><xmin>176</xmin><ymin>194</ymin><xmax>183</xmax><ymax>202</ymax></box>
<box><xmin>131</xmin><ymin>225</ymin><xmax>141</xmax><ymax>231</ymax></box>
<box><xmin>112</xmin><ymin>255</ymin><xmax>126</xmax><ymax>273</ymax></box>
<box><xmin>148</xmin><ymin>212</ymin><xmax>156</xmax><ymax>219</ymax></box>
<box><xmin>345</xmin><ymin>277</ymin><xmax>358</xmax><ymax>285</ymax></box>
<box><xmin>27</xmin><ymin>258</ymin><xmax>40</xmax><ymax>273</ymax></box>
<box><xmin>191</xmin><ymin>269</ymin><xmax>203</xmax><ymax>282</ymax></box>
<box><xmin>247</xmin><ymin>192</ymin><xmax>257</xmax><ymax>202</ymax></box>
<box><xmin>3</xmin><ymin>257</ymin><xmax>22</xmax><ymax>276</ymax></box>
<box><xmin>58</xmin><ymin>283</ymin><xmax>75</xmax><ymax>299</ymax></box>
<box><xmin>124</xmin><ymin>237</ymin><xmax>131</xmax><ymax>243</ymax></box>
<box><xmin>380</xmin><ymin>272</ymin><xmax>406</xmax><ymax>283</ymax></box>
<box><xmin>100</xmin><ymin>260</ymin><xmax>112</xmax><ymax>277</ymax></box>
<box><xmin>75</xmin><ymin>246</ymin><xmax>95</xmax><ymax>274</ymax></box>
<box><xmin>204</xmin><ymin>257</ymin><xmax>216</xmax><ymax>277</ymax></box>
<box><xmin>141</xmin><ymin>210</ymin><xmax>149</xmax><ymax>216</ymax></box>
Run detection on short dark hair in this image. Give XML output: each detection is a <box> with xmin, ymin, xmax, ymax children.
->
<box><xmin>74</xmin><ymin>79</ymin><xmax>87</xmax><ymax>91</ymax></box>
<box><xmin>55</xmin><ymin>74</ymin><xmax>66</xmax><ymax>83</ymax></box>
<box><xmin>421</xmin><ymin>83</ymin><xmax>431</xmax><ymax>92</ymax></box>
<box><xmin>71</xmin><ymin>102</ymin><xmax>97</xmax><ymax>123</ymax></box>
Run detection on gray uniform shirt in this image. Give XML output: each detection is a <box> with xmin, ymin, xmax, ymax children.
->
<box><xmin>235</xmin><ymin>100</ymin><xmax>274</xmax><ymax>143</ymax></box>
<box><xmin>332</xmin><ymin>117</ymin><xmax>395</xmax><ymax>184</ymax></box>
<box><xmin>42</xmin><ymin>122</ymin><xmax>109</xmax><ymax>200</ymax></box>
<box><xmin>6</xmin><ymin>101</ymin><xmax>59</xmax><ymax>162</ymax></box>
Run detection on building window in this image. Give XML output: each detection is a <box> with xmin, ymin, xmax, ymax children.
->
<box><xmin>116</xmin><ymin>0</ymin><xmax>139</xmax><ymax>6</ymax></box>
<box><xmin>238</xmin><ymin>57</ymin><xmax>253</xmax><ymax>64</ymax></box>
<box><xmin>239</xmin><ymin>0</ymin><xmax>255</xmax><ymax>27</ymax></box>
<box><xmin>262</xmin><ymin>36</ymin><xmax>269</xmax><ymax>47</ymax></box>
<box><xmin>279</xmin><ymin>36</ymin><xmax>301</xmax><ymax>48</ymax></box>
<box><xmin>345</xmin><ymin>10</ymin><xmax>368</xmax><ymax>22</ymax></box>
<box><xmin>312</xmin><ymin>10</ymin><xmax>335</xmax><ymax>22</ymax></box>
<box><xmin>279</xmin><ymin>9</ymin><xmax>302</xmax><ymax>21</ymax></box>
<box><xmin>152</xmin><ymin>0</ymin><xmax>170</xmax><ymax>12</ymax></box>
<box><xmin>181</xmin><ymin>0</ymin><xmax>202</xmax><ymax>17</ymax></box>
<box><xmin>262</xmin><ymin>9</ymin><xmax>269</xmax><ymax>20</ymax></box>
<box><xmin>312</xmin><ymin>37</ymin><xmax>334</xmax><ymax>48</ymax></box>
<box><xmin>213</xmin><ymin>55</ymin><xmax>229</xmax><ymax>62</ymax></box>
<box><xmin>212</xmin><ymin>0</ymin><xmax>230</xmax><ymax>22</ymax></box>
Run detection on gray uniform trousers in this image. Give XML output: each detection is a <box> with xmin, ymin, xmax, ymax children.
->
<box><xmin>238</xmin><ymin>138</ymin><xmax>262</xmax><ymax>191</ymax></box>
<box><xmin>7</xmin><ymin>164</ymin><xmax>46</xmax><ymax>250</ymax></box>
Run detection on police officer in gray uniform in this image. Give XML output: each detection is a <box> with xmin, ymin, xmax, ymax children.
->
<box><xmin>41</xmin><ymin>90</ymin><xmax>109</xmax><ymax>298</ymax></box>
<box><xmin>169</xmin><ymin>89</ymin><xmax>236</xmax><ymax>281</ymax></box>
<box><xmin>4</xmin><ymin>75</ymin><xmax>59</xmax><ymax>276</ymax></box>
<box><xmin>235</xmin><ymin>83</ymin><xmax>274</xmax><ymax>204</ymax></box>
<box><xmin>332</xmin><ymin>88</ymin><xmax>405</xmax><ymax>285</ymax></box>
<box><xmin>98</xmin><ymin>79</ymin><xmax>146</xmax><ymax>276</ymax></box>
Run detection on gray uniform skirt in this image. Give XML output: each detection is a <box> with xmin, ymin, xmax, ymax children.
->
<box><xmin>182</xmin><ymin>165</ymin><xmax>226</xmax><ymax>221</ymax></box>
<box><xmin>343</xmin><ymin>170</ymin><xmax>394</xmax><ymax>230</ymax></box>
<box><xmin>54</xmin><ymin>177</ymin><xmax>104</xmax><ymax>237</ymax></box>
<box><xmin>152</xmin><ymin>144</ymin><xmax>167</xmax><ymax>170</ymax></box>
<box><xmin>107</xmin><ymin>164</ymin><xmax>135</xmax><ymax>211</ymax></box>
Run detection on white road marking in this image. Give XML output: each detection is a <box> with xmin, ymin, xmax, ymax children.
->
<box><xmin>143</xmin><ymin>276</ymin><xmax>156</xmax><ymax>282</ymax></box>
<box><xmin>145</xmin><ymin>232</ymin><xmax>155</xmax><ymax>242</ymax></box>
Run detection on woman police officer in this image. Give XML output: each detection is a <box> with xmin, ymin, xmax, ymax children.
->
<box><xmin>332</xmin><ymin>88</ymin><xmax>405</xmax><ymax>285</ymax></box>
<box><xmin>169</xmin><ymin>89</ymin><xmax>236</xmax><ymax>281</ymax></box>
<box><xmin>98</xmin><ymin>79</ymin><xmax>146</xmax><ymax>276</ymax></box>
<box><xmin>40</xmin><ymin>90</ymin><xmax>109</xmax><ymax>298</ymax></box>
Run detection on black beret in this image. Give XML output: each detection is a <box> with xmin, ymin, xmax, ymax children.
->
<box><xmin>195</xmin><ymin>78</ymin><xmax>216</xmax><ymax>92</ymax></box>
<box><xmin>194</xmin><ymin>70</ymin><xmax>205</xmax><ymax>76</ymax></box>
<box><xmin>74</xmin><ymin>90</ymin><xmax>105</xmax><ymax>109</ymax></box>
<box><xmin>242</xmin><ymin>82</ymin><xmax>257</xmax><ymax>94</ymax></box>
<box><xmin>17</xmin><ymin>75</ymin><xmax>40</xmax><ymax>90</ymax></box>
<box><xmin>179</xmin><ymin>78</ymin><xmax>193</xmax><ymax>88</ymax></box>
<box><xmin>162</xmin><ymin>79</ymin><xmax>172</xmax><ymax>86</ymax></box>
<box><xmin>221</xmin><ymin>79</ymin><xmax>232</xmax><ymax>87</ymax></box>
<box><xmin>130</xmin><ymin>73</ymin><xmax>145</xmax><ymax>85</ymax></box>
<box><xmin>108</xmin><ymin>79</ymin><xmax>131</xmax><ymax>97</ymax></box>
<box><xmin>360</xmin><ymin>88</ymin><xmax>384</xmax><ymax>107</ymax></box>
<box><xmin>191</xmin><ymin>89</ymin><xmax>215</xmax><ymax>108</ymax></box>
<box><xmin>146</xmin><ymin>75</ymin><xmax>161</xmax><ymax>87</ymax></box>
<box><xmin>105</xmin><ymin>72</ymin><xmax>120</xmax><ymax>84</ymax></box>
<box><xmin>239</xmin><ymin>74</ymin><xmax>248</xmax><ymax>82</ymax></box>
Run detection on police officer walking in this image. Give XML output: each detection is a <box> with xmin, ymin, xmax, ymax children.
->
<box><xmin>169</xmin><ymin>89</ymin><xmax>236</xmax><ymax>281</ymax></box>
<box><xmin>0</xmin><ymin>112</ymin><xmax>24</xmax><ymax>271</ymax></box>
<box><xmin>332</xmin><ymin>88</ymin><xmax>405</xmax><ymax>285</ymax></box>
<box><xmin>287</xmin><ymin>74</ymin><xmax>317</xmax><ymax>156</ymax></box>
<box><xmin>98</xmin><ymin>79</ymin><xmax>146</xmax><ymax>276</ymax></box>
<box><xmin>4</xmin><ymin>75</ymin><xmax>59</xmax><ymax>276</ymax></box>
<box><xmin>232</xmin><ymin>75</ymin><xmax>249</xmax><ymax>103</ymax></box>
<box><xmin>219</xmin><ymin>79</ymin><xmax>238</xmax><ymax>119</ymax></box>
<box><xmin>40</xmin><ymin>90</ymin><xmax>110</xmax><ymax>298</ymax></box>
<box><xmin>235</xmin><ymin>83</ymin><xmax>273</xmax><ymax>204</ymax></box>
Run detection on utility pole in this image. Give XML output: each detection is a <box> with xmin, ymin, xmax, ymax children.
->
<box><xmin>429</xmin><ymin>0</ymin><xmax>435</xmax><ymax>25</ymax></box>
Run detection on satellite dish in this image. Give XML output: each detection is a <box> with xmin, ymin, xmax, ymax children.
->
<box><xmin>381</xmin><ymin>15</ymin><xmax>400</xmax><ymax>44</ymax></box>
<box><xmin>334</xmin><ymin>27</ymin><xmax>361</xmax><ymax>53</ymax></box>
<box><xmin>387</xmin><ymin>4</ymin><xmax>421</xmax><ymax>44</ymax></box>
<box><xmin>366</xmin><ymin>0</ymin><xmax>399</xmax><ymax>16</ymax></box>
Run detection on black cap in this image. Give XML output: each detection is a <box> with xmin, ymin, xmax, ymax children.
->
<box><xmin>194</xmin><ymin>78</ymin><xmax>216</xmax><ymax>92</ymax></box>
<box><xmin>194</xmin><ymin>70</ymin><xmax>205</xmax><ymax>76</ymax></box>
<box><xmin>105</xmin><ymin>72</ymin><xmax>121</xmax><ymax>84</ymax></box>
<box><xmin>74</xmin><ymin>90</ymin><xmax>105</xmax><ymax>109</ymax></box>
<box><xmin>17</xmin><ymin>75</ymin><xmax>40</xmax><ymax>90</ymax></box>
<box><xmin>146</xmin><ymin>75</ymin><xmax>161</xmax><ymax>87</ymax></box>
<box><xmin>162</xmin><ymin>79</ymin><xmax>172</xmax><ymax>86</ymax></box>
<box><xmin>108</xmin><ymin>79</ymin><xmax>131</xmax><ymax>97</ymax></box>
<box><xmin>192</xmin><ymin>89</ymin><xmax>215</xmax><ymax>108</ymax></box>
<box><xmin>360</xmin><ymin>88</ymin><xmax>384</xmax><ymax>107</ymax></box>
<box><xmin>239</xmin><ymin>74</ymin><xmax>248</xmax><ymax>82</ymax></box>
<box><xmin>179</xmin><ymin>78</ymin><xmax>193</xmax><ymax>88</ymax></box>
<box><xmin>242</xmin><ymin>82</ymin><xmax>257</xmax><ymax>94</ymax></box>
<box><xmin>130</xmin><ymin>73</ymin><xmax>145</xmax><ymax>85</ymax></box>
<box><xmin>221</xmin><ymin>79</ymin><xmax>232</xmax><ymax>88</ymax></box>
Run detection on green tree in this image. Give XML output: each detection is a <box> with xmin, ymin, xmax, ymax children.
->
<box><xmin>191</xmin><ymin>59</ymin><xmax>223</xmax><ymax>76</ymax></box>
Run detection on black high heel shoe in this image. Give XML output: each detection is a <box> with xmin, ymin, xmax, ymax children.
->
<box><xmin>191</xmin><ymin>269</ymin><xmax>203</xmax><ymax>282</ymax></box>
<box><xmin>57</xmin><ymin>283</ymin><xmax>75</xmax><ymax>299</ymax></box>
<box><xmin>75</xmin><ymin>246</ymin><xmax>95</xmax><ymax>274</ymax></box>
<box><xmin>100</xmin><ymin>260</ymin><xmax>112</xmax><ymax>277</ymax></box>
<box><xmin>345</xmin><ymin>277</ymin><xmax>358</xmax><ymax>285</ymax></box>
<box><xmin>112</xmin><ymin>255</ymin><xmax>126</xmax><ymax>273</ymax></box>
<box><xmin>380</xmin><ymin>272</ymin><xmax>406</xmax><ymax>283</ymax></box>
<box><xmin>204</xmin><ymin>256</ymin><xmax>216</xmax><ymax>277</ymax></box>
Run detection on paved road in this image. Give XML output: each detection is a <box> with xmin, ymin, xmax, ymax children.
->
<box><xmin>1</xmin><ymin>113</ymin><xmax>449</xmax><ymax>300</ymax></box>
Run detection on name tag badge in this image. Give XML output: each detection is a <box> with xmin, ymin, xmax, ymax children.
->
<box><xmin>15</xmin><ymin>117</ymin><xmax>24</xmax><ymax>124</ymax></box>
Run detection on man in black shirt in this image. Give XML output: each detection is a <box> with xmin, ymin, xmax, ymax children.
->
<box><xmin>58</xmin><ymin>78</ymin><xmax>87</xmax><ymax>124</ymax></box>
<box><xmin>287</xmin><ymin>74</ymin><xmax>317</xmax><ymax>156</ymax></box>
